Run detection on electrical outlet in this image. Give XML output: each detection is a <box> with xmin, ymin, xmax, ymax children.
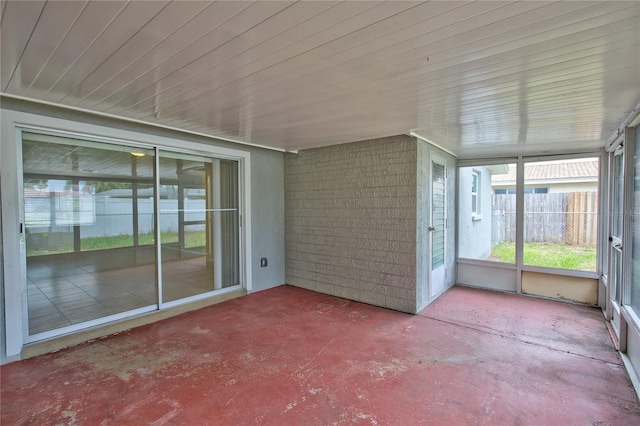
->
<box><xmin>260</xmin><ymin>257</ymin><xmax>268</xmax><ymax>267</ymax></box>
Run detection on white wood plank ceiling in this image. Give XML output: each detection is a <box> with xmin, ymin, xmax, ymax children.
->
<box><xmin>1</xmin><ymin>1</ymin><xmax>639</xmax><ymax>158</ymax></box>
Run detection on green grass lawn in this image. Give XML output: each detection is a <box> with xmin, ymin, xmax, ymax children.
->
<box><xmin>491</xmin><ymin>241</ymin><xmax>596</xmax><ymax>272</ymax></box>
<box><xmin>27</xmin><ymin>231</ymin><xmax>206</xmax><ymax>256</ymax></box>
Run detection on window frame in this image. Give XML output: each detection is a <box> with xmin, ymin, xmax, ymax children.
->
<box><xmin>457</xmin><ymin>154</ymin><xmax>601</xmax><ymax>294</ymax></box>
<box><xmin>471</xmin><ymin>170</ymin><xmax>481</xmax><ymax>220</ymax></box>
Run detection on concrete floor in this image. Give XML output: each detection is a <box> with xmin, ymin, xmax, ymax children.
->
<box><xmin>2</xmin><ymin>285</ymin><xmax>639</xmax><ymax>425</ymax></box>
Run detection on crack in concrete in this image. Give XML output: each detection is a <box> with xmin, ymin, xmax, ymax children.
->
<box><xmin>417</xmin><ymin>314</ymin><xmax>622</xmax><ymax>366</ymax></box>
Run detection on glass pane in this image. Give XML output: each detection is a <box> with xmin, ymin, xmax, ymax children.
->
<box><xmin>22</xmin><ymin>133</ymin><xmax>157</xmax><ymax>335</ymax></box>
<box><xmin>432</xmin><ymin>163</ymin><xmax>445</xmax><ymax>269</ymax></box>
<box><xmin>159</xmin><ymin>153</ymin><xmax>239</xmax><ymax>303</ymax></box>
<box><xmin>612</xmin><ymin>247</ymin><xmax>622</xmax><ymax>304</ymax></box>
<box><xmin>81</xmin><ymin>181</ymin><xmax>133</xmax><ymax>251</ymax></box>
<box><xmin>24</xmin><ymin>178</ymin><xmax>74</xmax><ymax>256</ymax></box>
<box><xmin>136</xmin><ymin>184</ymin><xmax>156</xmax><ymax>246</ymax></box>
<box><xmin>458</xmin><ymin>163</ymin><xmax>516</xmax><ymax>263</ymax></box>
<box><xmin>523</xmin><ymin>158</ymin><xmax>598</xmax><ymax>271</ymax></box>
<box><xmin>631</xmin><ymin>127</ymin><xmax>640</xmax><ymax>314</ymax></box>
<box><xmin>612</xmin><ymin>153</ymin><xmax>624</xmax><ymax>238</ymax></box>
<box><xmin>220</xmin><ymin>160</ymin><xmax>240</xmax><ymax>286</ymax></box>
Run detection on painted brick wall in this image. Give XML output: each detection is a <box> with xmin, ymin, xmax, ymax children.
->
<box><xmin>285</xmin><ymin>136</ymin><xmax>418</xmax><ymax>313</ymax></box>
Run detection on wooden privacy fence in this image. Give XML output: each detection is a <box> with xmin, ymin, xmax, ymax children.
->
<box><xmin>492</xmin><ymin>192</ymin><xmax>598</xmax><ymax>247</ymax></box>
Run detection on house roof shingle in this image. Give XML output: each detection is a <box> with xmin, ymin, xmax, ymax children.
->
<box><xmin>491</xmin><ymin>159</ymin><xmax>598</xmax><ymax>184</ymax></box>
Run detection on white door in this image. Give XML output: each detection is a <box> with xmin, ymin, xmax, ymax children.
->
<box><xmin>608</xmin><ymin>143</ymin><xmax>624</xmax><ymax>338</ymax></box>
<box><xmin>430</xmin><ymin>157</ymin><xmax>446</xmax><ymax>297</ymax></box>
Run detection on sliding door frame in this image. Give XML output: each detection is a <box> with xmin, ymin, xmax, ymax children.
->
<box><xmin>1</xmin><ymin>110</ymin><xmax>252</xmax><ymax>357</ymax></box>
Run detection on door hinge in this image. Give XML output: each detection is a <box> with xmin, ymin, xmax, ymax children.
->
<box><xmin>20</xmin><ymin>223</ymin><xmax>24</xmax><ymax>234</ymax></box>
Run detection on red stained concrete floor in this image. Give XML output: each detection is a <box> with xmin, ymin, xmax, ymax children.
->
<box><xmin>1</xmin><ymin>285</ymin><xmax>639</xmax><ymax>425</ymax></box>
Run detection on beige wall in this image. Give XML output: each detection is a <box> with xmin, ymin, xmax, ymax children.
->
<box><xmin>522</xmin><ymin>271</ymin><xmax>597</xmax><ymax>304</ymax></box>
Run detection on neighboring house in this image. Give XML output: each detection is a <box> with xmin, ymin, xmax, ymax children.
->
<box><xmin>491</xmin><ymin>159</ymin><xmax>598</xmax><ymax>194</ymax></box>
<box><xmin>458</xmin><ymin>164</ymin><xmax>508</xmax><ymax>260</ymax></box>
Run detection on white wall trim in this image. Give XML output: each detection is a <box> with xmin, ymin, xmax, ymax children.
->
<box><xmin>457</xmin><ymin>258</ymin><xmax>516</xmax><ymax>270</ymax></box>
<box><xmin>458</xmin><ymin>157</ymin><xmax>519</xmax><ymax>168</ymax></box>
<box><xmin>520</xmin><ymin>265</ymin><xmax>598</xmax><ymax>280</ymax></box>
<box><xmin>1</xmin><ymin>119</ymin><xmax>26</xmax><ymax>357</ymax></box>
<box><xmin>409</xmin><ymin>132</ymin><xmax>458</xmax><ymax>158</ymax></box>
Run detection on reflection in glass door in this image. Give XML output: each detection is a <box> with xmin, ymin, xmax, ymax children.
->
<box><xmin>22</xmin><ymin>133</ymin><xmax>157</xmax><ymax>336</ymax></box>
<box><xmin>159</xmin><ymin>152</ymin><xmax>240</xmax><ymax>304</ymax></box>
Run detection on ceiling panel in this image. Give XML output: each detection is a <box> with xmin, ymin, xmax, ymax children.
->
<box><xmin>43</xmin><ymin>1</ymin><xmax>170</xmax><ymax>99</ymax></box>
<box><xmin>1</xmin><ymin>0</ymin><xmax>638</xmax><ymax>159</ymax></box>
<box><xmin>93</xmin><ymin>0</ymin><xmax>257</xmax><ymax>111</ymax></box>
<box><xmin>128</xmin><ymin>1</ymin><xmax>497</xmax><ymax>122</ymax></box>
<box><xmin>61</xmin><ymin>1</ymin><xmax>212</xmax><ymax>103</ymax></box>
<box><xmin>116</xmin><ymin>1</ymin><xmax>422</xmax><ymax>122</ymax></box>
<box><xmin>22</xmin><ymin>1</ymin><xmax>129</xmax><ymax>99</ymax></box>
<box><xmin>127</xmin><ymin>1</ymin><xmax>632</xmax><ymax>124</ymax></box>
<box><xmin>72</xmin><ymin>1</ymin><xmax>296</xmax><ymax>107</ymax></box>
<box><xmin>103</xmin><ymin>1</ymin><xmax>395</xmax><ymax>117</ymax></box>
<box><xmin>3</xmin><ymin>0</ymin><xmax>87</xmax><ymax>92</ymax></box>
<box><xmin>0</xmin><ymin>0</ymin><xmax>46</xmax><ymax>90</ymax></box>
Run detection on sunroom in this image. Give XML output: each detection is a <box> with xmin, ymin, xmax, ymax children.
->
<box><xmin>1</xmin><ymin>1</ymin><xmax>640</xmax><ymax>423</ymax></box>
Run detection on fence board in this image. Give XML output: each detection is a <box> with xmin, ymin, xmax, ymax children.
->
<box><xmin>492</xmin><ymin>192</ymin><xmax>597</xmax><ymax>247</ymax></box>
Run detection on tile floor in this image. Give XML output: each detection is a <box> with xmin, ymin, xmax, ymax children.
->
<box><xmin>2</xmin><ymin>285</ymin><xmax>639</xmax><ymax>425</ymax></box>
<box><xmin>27</xmin><ymin>253</ymin><xmax>218</xmax><ymax>335</ymax></box>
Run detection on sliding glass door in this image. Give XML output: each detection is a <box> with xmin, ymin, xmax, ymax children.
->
<box><xmin>159</xmin><ymin>152</ymin><xmax>240</xmax><ymax>304</ymax></box>
<box><xmin>608</xmin><ymin>145</ymin><xmax>625</xmax><ymax>336</ymax></box>
<box><xmin>23</xmin><ymin>133</ymin><xmax>157</xmax><ymax>336</ymax></box>
<box><xmin>22</xmin><ymin>131</ymin><xmax>241</xmax><ymax>338</ymax></box>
